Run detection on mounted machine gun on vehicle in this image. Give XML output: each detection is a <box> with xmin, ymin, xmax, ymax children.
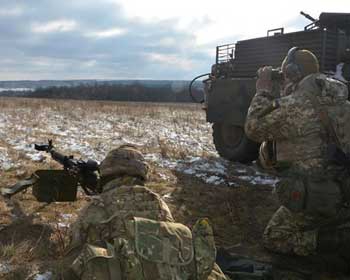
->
<box><xmin>1</xmin><ymin>140</ymin><xmax>101</xmax><ymax>203</ymax></box>
<box><xmin>190</xmin><ymin>12</ymin><xmax>350</xmax><ymax>163</ymax></box>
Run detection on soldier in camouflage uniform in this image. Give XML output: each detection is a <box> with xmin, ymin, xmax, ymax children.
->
<box><xmin>62</xmin><ymin>145</ymin><xmax>227</xmax><ymax>280</ymax></box>
<box><xmin>245</xmin><ymin>47</ymin><xmax>350</xmax><ymax>271</ymax></box>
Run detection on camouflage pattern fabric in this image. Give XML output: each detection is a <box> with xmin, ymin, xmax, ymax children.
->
<box><xmin>245</xmin><ymin>73</ymin><xmax>349</xmax><ymax>173</ymax></box>
<box><xmin>68</xmin><ymin>185</ymin><xmax>227</xmax><ymax>279</ymax></box>
<box><xmin>69</xmin><ymin>183</ymin><xmax>174</xmax><ymax>249</ymax></box>
<box><xmin>245</xmin><ymin>73</ymin><xmax>350</xmax><ymax>257</ymax></box>
<box><xmin>99</xmin><ymin>145</ymin><xmax>149</xmax><ymax>181</ymax></box>
<box><xmin>263</xmin><ymin>206</ymin><xmax>318</xmax><ymax>256</ymax></box>
<box><xmin>208</xmin><ymin>264</ymin><xmax>228</xmax><ymax>280</ymax></box>
<box><xmin>192</xmin><ymin>218</ymin><xmax>218</xmax><ymax>279</ymax></box>
<box><xmin>70</xmin><ymin>243</ymin><xmax>117</xmax><ymax>280</ymax></box>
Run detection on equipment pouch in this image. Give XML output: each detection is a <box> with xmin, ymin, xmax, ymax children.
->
<box><xmin>275</xmin><ymin>177</ymin><xmax>306</xmax><ymax>213</ymax></box>
<box><xmin>120</xmin><ymin>217</ymin><xmax>196</xmax><ymax>280</ymax></box>
<box><xmin>32</xmin><ymin>170</ymin><xmax>78</xmax><ymax>202</ymax></box>
<box><xmin>71</xmin><ymin>243</ymin><xmax>121</xmax><ymax>280</ymax></box>
<box><xmin>276</xmin><ymin>175</ymin><xmax>342</xmax><ymax>218</ymax></box>
<box><xmin>133</xmin><ymin>217</ymin><xmax>194</xmax><ymax>265</ymax></box>
<box><xmin>304</xmin><ymin>177</ymin><xmax>342</xmax><ymax>218</ymax></box>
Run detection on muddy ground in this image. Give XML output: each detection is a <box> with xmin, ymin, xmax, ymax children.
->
<box><xmin>0</xmin><ymin>98</ymin><xmax>279</xmax><ymax>279</ymax></box>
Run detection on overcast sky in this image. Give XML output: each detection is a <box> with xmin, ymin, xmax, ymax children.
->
<box><xmin>1</xmin><ymin>0</ymin><xmax>350</xmax><ymax>80</ymax></box>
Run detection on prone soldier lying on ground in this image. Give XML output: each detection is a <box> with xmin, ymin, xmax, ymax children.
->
<box><xmin>59</xmin><ymin>145</ymin><xmax>228</xmax><ymax>280</ymax></box>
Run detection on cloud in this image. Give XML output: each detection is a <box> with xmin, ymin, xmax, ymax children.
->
<box><xmin>32</xmin><ymin>20</ymin><xmax>77</xmax><ymax>33</ymax></box>
<box><xmin>0</xmin><ymin>7</ymin><xmax>23</xmax><ymax>17</ymax></box>
<box><xmin>0</xmin><ymin>0</ymin><xmax>350</xmax><ymax>80</ymax></box>
<box><xmin>145</xmin><ymin>53</ymin><xmax>194</xmax><ymax>71</ymax></box>
<box><xmin>0</xmin><ymin>0</ymin><xmax>208</xmax><ymax>80</ymax></box>
<box><xmin>85</xmin><ymin>28</ymin><xmax>127</xmax><ymax>38</ymax></box>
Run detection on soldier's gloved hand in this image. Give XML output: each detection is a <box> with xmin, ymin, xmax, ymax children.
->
<box><xmin>256</xmin><ymin>66</ymin><xmax>273</xmax><ymax>93</ymax></box>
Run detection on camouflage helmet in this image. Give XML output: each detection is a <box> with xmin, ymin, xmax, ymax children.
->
<box><xmin>99</xmin><ymin>145</ymin><xmax>149</xmax><ymax>181</ymax></box>
<box><xmin>281</xmin><ymin>47</ymin><xmax>319</xmax><ymax>81</ymax></box>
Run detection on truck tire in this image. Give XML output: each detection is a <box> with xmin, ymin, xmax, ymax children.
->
<box><xmin>212</xmin><ymin>123</ymin><xmax>259</xmax><ymax>163</ymax></box>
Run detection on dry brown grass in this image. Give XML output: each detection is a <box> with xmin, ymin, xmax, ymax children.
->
<box><xmin>0</xmin><ymin>97</ymin><xmax>278</xmax><ymax>278</ymax></box>
<box><xmin>0</xmin><ymin>97</ymin><xmax>214</xmax><ymax>278</ymax></box>
<box><xmin>0</xmin><ymin>97</ymin><xmax>210</xmax><ymax>162</ymax></box>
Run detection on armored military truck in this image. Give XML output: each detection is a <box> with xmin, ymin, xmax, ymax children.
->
<box><xmin>192</xmin><ymin>12</ymin><xmax>350</xmax><ymax>163</ymax></box>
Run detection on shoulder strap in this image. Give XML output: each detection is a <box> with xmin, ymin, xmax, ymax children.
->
<box><xmin>1</xmin><ymin>176</ymin><xmax>37</xmax><ymax>198</ymax></box>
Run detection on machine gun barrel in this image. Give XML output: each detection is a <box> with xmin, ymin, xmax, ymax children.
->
<box><xmin>300</xmin><ymin>11</ymin><xmax>317</xmax><ymax>22</ymax></box>
<box><xmin>35</xmin><ymin>140</ymin><xmax>98</xmax><ymax>172</ymax></box>
<box><xmin>50</xmin><ymin>150</ymin><xmax>73</xmax><ymax>168</ymax></box>
<box><xmin>35</xmin><ymin>142</ymin><xmax>72</xmax><ymax>168</ymax></box>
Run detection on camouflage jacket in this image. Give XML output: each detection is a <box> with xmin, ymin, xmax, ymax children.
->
<box><xmin>245</xmin><ymin>73</ymin><xmax>349</xmax><ymax>173</ymax></box>
<box><xmin>68</xmin><ymin>183</ymin><xmax>227</xmax><ymax>280</ymax></box>
<box><xmin>69</xmin><ymin>183</ymin><xmax>174</xmax><ymax>249</ymax></box>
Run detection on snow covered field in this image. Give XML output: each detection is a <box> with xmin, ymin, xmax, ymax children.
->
<box><xmin>0</xmin><ymin>98</ymin><xmax>278</xmax><ymax>188</ymax></box>
<box><xmin>0</xmin><ymin>98</ymin><xmax>279</xmax><ymax>279</ymax></box>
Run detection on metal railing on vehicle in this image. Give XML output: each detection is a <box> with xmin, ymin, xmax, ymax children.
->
<box><xmin>216</xmin><ymin>43</ymin><xmax>235</xmax><ymax>64</ymax></box>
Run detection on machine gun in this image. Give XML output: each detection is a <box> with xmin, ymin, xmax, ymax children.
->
<box><xmin>301</xmin><ymin>11</ymin><xmax>350</xmax><ymax>35</ymax></box>
<box><xmin>1</xmin><ymin>140</ymin><xmax>101</xmax><ymax>202</ymax></box>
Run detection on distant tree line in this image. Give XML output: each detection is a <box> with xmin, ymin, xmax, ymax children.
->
<box><xmin>19</xmin><ymin>83</ymin><xmax>204</xmax><ymax>103</ymax></box>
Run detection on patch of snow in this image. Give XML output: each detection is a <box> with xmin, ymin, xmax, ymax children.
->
<box><xmin>234</xmin><ymin>168</ymin><xmax>247</xmax><ymax>174</ymax></box>
<box><xmin>183</xmin><ymin>168</ymin><xmax>196</xmax><ymax>175</ymax></box>
<box><xmin>61</xmin><ymin>213</ymin><xmax>73</xmax><ymax>220</ymax></box>
<box><xmin>35</xmin><ymin>271</ymin><xmax>52</xmax><ymax>280</ymax></box>
<box><xmin>188</xmin><ymin>156</ymin><xmax>201</xmax><ymax>163</ymax></box>
<box><xmin>239</xmin><ymin>175</ymin><xmax>279</xmax><ymax>186</ymax></box>
<box><xmin>185</xmin><ymin>157</ymin><xmax>227</xmax><ymax>175</ymax></box>
<box><xmin>177</xmin><ymin>157</ymin><xmax>228</xmax><ymax>185</ymax></box>
<box><xmin>58</xmin><ymin>222</ymin><xmax>69</xmax><ymax>228</ymax></box>
<box><xmin>158</xmin><ymin>173</ymin><xmax>170</xmax><ymax>181</ymax></box>
<box><xmin>26</xmin><ymin>153</ymin><xmax>45</xmax><ymax>162</ymax></box>
<box><xmin>148</xmin><ymin>155</ymin><xmax>278</xmax><ymax>187</ymax></box>
<box><xmin>2</xmin><ymin>162</ymin><xmax>15</xmax><ymax>171</ymax></box>
<box><xmin>12</xmin><ymin>142</ymin><xmax>33</xmax><ymax>152</ymax></box>
<box><xmin>0</xmin><ymin>147</ymin><xmax>16</xmax><ymax>171</ymax></box>
<box><xmin>0</xmin><ymin>103</ymin><xmax>279</xmax><ymax>189</ymax></box>
<box><xmin>162</xmin><ymin>193</ymin><xmax>173</xmax><ymax>200</ymax></box>
<box><xmin>205</xmin><ymin>175</ymin><xmax>225</xmax><ymax>185</ymax></box>
<box><xmin>158</xmin><ymin>158</ymin><xmax>181</xmax><ymax>169</ymax></box>
<box><xmin>0</xmin><ymin>263</ymin><xmax>12</xmax><ymax>273</ymax></box>
<box><xmin>58</xmin><ymin>213</ymin><xmax>76</xmax><ymax>228</ymax></box>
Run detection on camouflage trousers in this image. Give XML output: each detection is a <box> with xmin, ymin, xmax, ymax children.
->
<box><xmin>264</xmin><ymin>169</ymin><xmax>348</xmax><ymax>257</ymax></box>
<box><xmin>263</xmin><ymin>206</ymin><xmax>318</xmax><ymax>256</ymax></box>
